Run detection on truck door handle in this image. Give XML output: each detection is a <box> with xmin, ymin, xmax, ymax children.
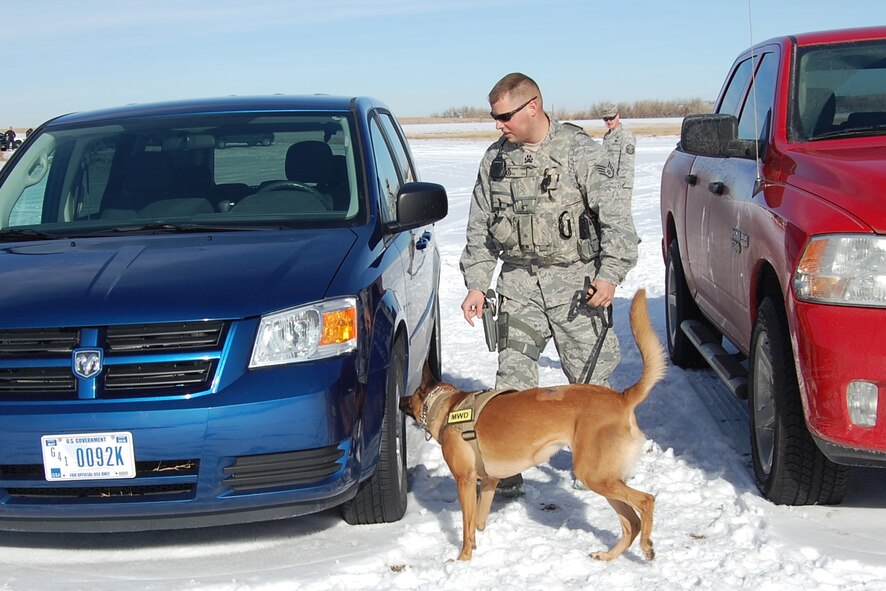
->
<box><xmin>416</xmin><ymin>231</ymin><xmax>432</xmax><ymax>250</ymax></box>
<box><xmin>708</xmin><ymin>181</ymin><xmax>725</xmax><ymax>195</ymax></box>
<box><xmin>685</xmin><ymin>174</ymin><xmax>697</xmax><ymax>186</ymax></box>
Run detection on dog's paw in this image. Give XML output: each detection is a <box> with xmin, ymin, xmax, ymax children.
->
<box><xmin>642</xmin><ymin>542</ymin><xmax>655</xmax><ymax>560</ymax></box>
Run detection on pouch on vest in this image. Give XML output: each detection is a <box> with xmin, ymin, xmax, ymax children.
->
<box><xmin>489</xmin><ymin>215</ymin><xmax>517</xmax><ymax>249</ymax></box>
<box><xmin>577</xmin><ymin>209</ymin><xmax>601</xmax><ymax>262</ymax></box>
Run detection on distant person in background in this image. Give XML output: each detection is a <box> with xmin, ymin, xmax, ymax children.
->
<box><xmin>600</xmin><ymin>104</ymin><xmax>635</xmax><ymax>201</ymax></box>
<box><xmin>5</xmin><ymin>128</ymin><xmax>16</xmax><ymax>145</ymax></box>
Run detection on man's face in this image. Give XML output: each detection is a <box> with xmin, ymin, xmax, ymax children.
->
<box><xmin>604</xmin><ymin>114</ymin><xmax>620</xmax><ymax>130</ymax></box>
<box><xmin>490</xmin><ymin>93</ymin><xmax>537</xmax><ymax>143</ymax></box>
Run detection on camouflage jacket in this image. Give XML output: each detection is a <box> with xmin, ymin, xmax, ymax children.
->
<box><xmin>460</xmin><ymin>118</ymin><xmax>638</xmax><ymax>305</ymax></box>
<box><xmin>602</xmin><ymin>124</ymin><xmax>636</xmax><ymax>191</ymax></box>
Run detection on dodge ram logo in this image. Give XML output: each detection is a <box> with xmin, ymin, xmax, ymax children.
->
<box><xmin>73</xmin><ymin>349</ymin><xmax>103</xmax><ymax>379</ymax></box>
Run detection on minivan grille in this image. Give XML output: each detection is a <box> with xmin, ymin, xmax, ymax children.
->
<box><xmin>0</xmin><ymin>329</ymin><xmax>80</xmax><ymax>356</ymax></box>
<box><xmin>0</xmin><ymin>321</ymin><xmax>227</xmax><ymax>401</ymax></box>
<box><xmin>104</xmin><ymin>361</ymin><xmax>215</xmax><ymax>393</ymax></box>
<box><xmin>223</xmin><ymin>446</ymin><xmax>345</xmax><ymax>492</ymax></box>
<box><xmin>106</xmin><ymin>321</ymin><xmax>225</xmax><ymax>352</ymax></box>
<box><xmin>1</xmin><ymin>459</ymin><xmax>199</xmax><ymax>502</ymax></box>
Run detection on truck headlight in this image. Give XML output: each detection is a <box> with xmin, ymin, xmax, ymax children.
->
<box><xmin>249</xmin><ymin>297</ymin><xmax>357</xmax><ymax>368</ymax></box>
<box><xmin>793</xmin><ymin>235</ymin><xmax>886</xmax><ymax>306</ymax></box>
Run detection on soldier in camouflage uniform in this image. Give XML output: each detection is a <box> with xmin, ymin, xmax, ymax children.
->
<box><xmin>460</xmin><ymin>74</ymin><xmax>639</xmax><ymax>393</ymax></box>
<box><xmin>601</xmin><ymin>104</ymin><xmax>636</xmax><ymax>201</ymax></box>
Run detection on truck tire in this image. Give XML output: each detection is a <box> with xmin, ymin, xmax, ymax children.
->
<box><xmin>341</xmin><ymin>337</ymin><xmax>408</xmax><ymax>524</ymax></box>
<box><xmin>665</xmin><ymin>240</ymin><xmax>709</xmax><ymax>368</ymax></box>
<box><xmin>749</xmin><ymin>297</ymin><xmax>850</xmax><ymax>505</ymax></box>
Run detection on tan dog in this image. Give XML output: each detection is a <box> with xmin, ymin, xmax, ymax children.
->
<box><xmin>400</xmin><ymin>289</ymin><xmax>667</xmax><ymax>561</ymax></box>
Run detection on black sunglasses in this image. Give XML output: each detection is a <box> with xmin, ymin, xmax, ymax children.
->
<box><xmin>603</xmin><ymin>115</ymin><xmax>617</xmax><ymax>122</ymax></box>
<box><xmin>490</xmin><ymin>96</ymin><xmax>537</xmax><ymax>122</ymax></box>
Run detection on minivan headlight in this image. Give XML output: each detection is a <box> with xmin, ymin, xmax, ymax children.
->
<box><xmin>249</xmin><ymin>297</ymin><xmax>358</xmax><ymax>368</ymax></box>
<box><xmin>793</xmin><ymin>235</ymin><xmax>886</xmax><ymax>307</ymax></box>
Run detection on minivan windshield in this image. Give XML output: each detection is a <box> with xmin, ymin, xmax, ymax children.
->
<box><xmin>791</xmin><ymin>39</ymin><xmax>886</xmax><ymax>142</ymax></box>
<box><xmin>0</xmin><ymin>113</ymin><xmax>362</xmax><ymax>237</ymax></box>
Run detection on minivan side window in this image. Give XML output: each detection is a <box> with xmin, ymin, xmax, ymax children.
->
<box><xmin>369</xmin><ymin>117</ymin><xmax>401</xmax><ymax>224</ymax></box>
<box><xmin>377</xmin><ymin>113</ymin><xmax>416</xmax><ymax>183</ymax></box>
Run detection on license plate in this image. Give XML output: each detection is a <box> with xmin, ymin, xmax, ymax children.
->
<box><xmin>41</xmin><ymin>432</ymin><xmax>136</xmax><ymax>481</ymax></box>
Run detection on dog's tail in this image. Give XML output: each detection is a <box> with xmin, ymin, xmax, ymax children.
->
<box><xmin>622</xmin><ymin>289</ymin><xmax>667</xmax><ymax>409</ymax></box>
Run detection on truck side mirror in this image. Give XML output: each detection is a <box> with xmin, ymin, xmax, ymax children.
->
<box><xmin>681</xmin><ymin>114</ymin><xmax>759</xmax><ymax>160</ymax></box>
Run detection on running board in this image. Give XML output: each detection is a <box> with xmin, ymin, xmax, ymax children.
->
<box><xmin>681</xmin><ymin>320</ymin><xmax>749</xmax><ymax>399</ymax></box>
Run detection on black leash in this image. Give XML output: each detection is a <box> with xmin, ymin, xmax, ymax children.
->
<box><xmin>568</xmin><ymin>276</ymin><xmax>614</xmax><ymax>384</ymax></box>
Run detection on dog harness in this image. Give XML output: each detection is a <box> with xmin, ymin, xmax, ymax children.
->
<box><xmin>445</xmin><ymin>388</ymin><xmax>513</xmax><ymax>479</ymax></box>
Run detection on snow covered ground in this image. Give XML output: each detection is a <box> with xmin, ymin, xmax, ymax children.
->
<box><xmin>2</xmin><ymin>132</ymin><xmax>886</xmax><ymax>590</ymax></box>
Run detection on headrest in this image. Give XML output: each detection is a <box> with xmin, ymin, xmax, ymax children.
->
<box><xmin>285</xmin><ymin>141</ymin><xmax>334</xmax><ymax>184</ymax></box>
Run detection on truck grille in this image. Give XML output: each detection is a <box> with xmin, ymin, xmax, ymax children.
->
<box><xmin>0</xmin><ymin>321</ymin><xmax>227</xmax><ymax>401</ymax></box>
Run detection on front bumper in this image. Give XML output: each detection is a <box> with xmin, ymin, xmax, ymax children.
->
<box><xmin>794</xmin><ymin>300</ymin><xmax>886</xmax><ymax>465</ymax></box>
<box><xmin>0</xmin><ymin>356</ymin><xmax>371</xmax><ymax>532</ymax></box>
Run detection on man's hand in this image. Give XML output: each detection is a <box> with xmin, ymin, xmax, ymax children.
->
<box><xmin>588</xmin><ymin>279</ymin><xmax>615</xmax><ymax>308</ymax></box>
<box><xmin>461</xmin><ymin>289</ymin><xmax>486</xmax><ymax>327</ymax></box>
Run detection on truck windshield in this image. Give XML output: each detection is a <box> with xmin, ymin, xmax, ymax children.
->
<box><xmin>791</xmin><ymin>39</ymin><xmax>886</xmax><ymax>142</ymax></box>
<box><xmin>0</xmin><ymin>113</ymin><xmax>362</xmax><ymax>237</ymax></box>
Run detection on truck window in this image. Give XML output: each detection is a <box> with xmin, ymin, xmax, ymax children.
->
<box><xmin>738</xmin><ymin>52</ymin><xmax>778</xmax><ymax>141</ymax></box>
<box><xmin>718</xmin><ymin>57</ymin><xmax>755</xmax><ymax>117</ymax></box>
<box><xmin>791</xmin><ymin>38</ymin><xmax>886</xmax><ymax>141</ymax></box>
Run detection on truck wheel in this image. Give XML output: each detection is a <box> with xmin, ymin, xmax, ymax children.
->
<box><xmin>749</xmin><ymin>297</ymin><xmax>850</xmax><ymax>505</ymax></box>
<box><xmin>341</xmin><ymin>337</ymin><xmax>408</xmax><ymax>524</ymax></box>
<box><xmin>665</xmin><ymin>240</ymin><xmax>708</xmax><ymax>367</ymax></box>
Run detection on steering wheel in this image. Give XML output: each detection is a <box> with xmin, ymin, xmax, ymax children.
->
<box><xmin>258</xmin><ymin>180</ymin><xmax>327</xmax><ymax>202</ymax></box>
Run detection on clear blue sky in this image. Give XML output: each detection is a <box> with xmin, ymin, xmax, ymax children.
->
<box><xmin>5</xmin><ymin>0</ymin><xmax>885</xmax><ymax>127</ymax></box>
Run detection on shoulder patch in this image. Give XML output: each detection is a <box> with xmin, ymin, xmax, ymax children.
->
<box><xmin>626</xmin><ymin>144</ymin><xmax>635</xmax><ymax>155</ymax></box>
<box><xmin>595</xmin><ymin>161</ymin><xmax>615</xmax><ymax>178</ymax></box>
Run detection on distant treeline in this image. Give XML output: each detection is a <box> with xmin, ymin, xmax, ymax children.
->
<box><xmin>433</xmin><ymin>98</ymin><xmax>714</xmax><ymax>119</ymax></box>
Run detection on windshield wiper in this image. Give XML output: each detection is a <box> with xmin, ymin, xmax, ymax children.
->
<box><xmin>84</xmin><ymin>222</ymin><xmax>277</xmax><ymax>236</ymax></box>
<box><xmin>0</xmin><ymin>228</ymin><xmax>61</xmax><ymax>242</ymax></box>
<box><xmin>813</xmin><ymin>125</ymin><xmax>886</xmax><ymax>141</ymax></box>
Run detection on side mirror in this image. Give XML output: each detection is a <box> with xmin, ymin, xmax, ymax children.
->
<box><xmin>390</xmin><ymin>181</ymin><xmax>448</xmax><ymax>232</ymax></box>
<box><xmin>681</xmin><ymin>114</ymin><xmax>759</xmax><ymax>160</ymax></box>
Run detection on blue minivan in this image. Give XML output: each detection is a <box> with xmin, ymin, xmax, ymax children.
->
<box><xmin>0</xmin><ymin>95</ymin><xmax>447</xmax><ymax>531</ymax></box>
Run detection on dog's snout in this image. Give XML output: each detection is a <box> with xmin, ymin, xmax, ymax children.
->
<box><xmin>398</xmin><ymin>396</ymin><xmax>414</xmax><ymax>418</ymax></box>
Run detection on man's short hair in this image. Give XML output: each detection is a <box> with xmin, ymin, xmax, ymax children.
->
<box><xmin>489</xmin><ymin>73</ymin><xmax>543</xmax><ymax>108</ymax></box>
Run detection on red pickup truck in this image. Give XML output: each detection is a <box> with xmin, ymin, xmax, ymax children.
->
<box><xmin>660</xmin><ymin>26</ymin><xmax>886</xmax><ymax>505</ymax></box>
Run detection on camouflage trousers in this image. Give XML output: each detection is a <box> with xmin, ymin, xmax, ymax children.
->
<box><xmin>494</xmin><ymin>290</ymin><xmax>620</xmax><ymax>391</ymax></box>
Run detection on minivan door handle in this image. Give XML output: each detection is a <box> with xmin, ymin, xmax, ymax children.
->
<box><xmin>708</xmin><ymin>181</ymin><xmax>725</xmax><ymax>195</ymax></box>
